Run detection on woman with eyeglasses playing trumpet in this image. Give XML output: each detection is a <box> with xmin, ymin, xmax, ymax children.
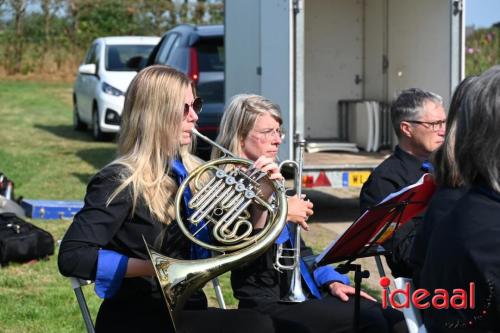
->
<box><xmin>58</xmin><ymin>66</ymin><xmax>278</xmax><ymax>333</ymax></box>
<box><xmin>213</xmin><ymin>94</ymin><xmax>407</xmax><ymax>333</ymax></box>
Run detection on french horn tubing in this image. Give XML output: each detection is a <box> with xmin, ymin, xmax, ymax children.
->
<box><xmin>144</xmin><ymin>128</ymin><xmax>288</xmax><ymax>331</ymax></box>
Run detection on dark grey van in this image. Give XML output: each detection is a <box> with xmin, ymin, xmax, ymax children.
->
<box><xmin>147</xmin><ymin>24</ymin><xmax>224</xmax><ymax>160</ymax></box>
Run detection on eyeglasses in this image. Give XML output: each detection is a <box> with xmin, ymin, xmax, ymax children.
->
<box><xmin>254</xmin><ymin>128</ymin><xmax>285</xmax><ymax>141</ymax></box>
<box><xmin>404</xmin><ymin>119</ymin><xmax>446</xmax><ymax>131</ymax></box>
<box><xmin>184</xmin><ymin>97</ymin><xmax>203</xmax><ymax>117</ymax></box>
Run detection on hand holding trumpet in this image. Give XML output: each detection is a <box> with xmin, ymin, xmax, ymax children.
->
<box><xmin>287</xmin><ymin>194</ymin><xmax>313</xmax><ymax>231</ymax></box>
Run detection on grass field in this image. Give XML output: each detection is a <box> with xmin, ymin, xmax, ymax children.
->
<box><xmin>0</xmin><ymin>81</ymin><xmax>116</xmax><ymax>200</ymax></box>
<box><xmin>0</xmin><ymin>80</ymin><xmax>114</xmax><ymax>333</ymax></box>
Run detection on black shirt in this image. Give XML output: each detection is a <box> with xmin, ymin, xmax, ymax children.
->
<box><xmin>410</xmin><ymin>186</ymin><xmax>467</xmax><ymax>286</ymax></box>
<box><xmin>420</xmin><ymin>187</ymin><xmax>500</xmax><ymax>332</ymax></box>
<box><xmin>360</xmin><ymin>145</ymin><xmax>425</xmax><ymax>213</ymax></box>
<box><xmin>231</xmin><ymin>235</ymin><xmax>317</xmax><ymax>308</ymax></box>
<box><xmin>359</xmin><ymin>145</ymin><xmax>426</xmax><ymax>278</ymax></box>
<box><xmin>58</xmin><ymin>164</ymin><xmax>206</xmax><ymax>331</ymax></box>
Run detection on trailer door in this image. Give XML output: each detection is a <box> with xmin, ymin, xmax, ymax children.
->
<box><xmin>387</xmin><ymin>0</ymin><xmax>464</xmax><ymax>104</ymax></box>
<box><xmin>225</xmin><ymin>0</ymin><xmax>261</xmax><ymax>99</ymax></box>
<box><xmin>225</xmin><ymin>0</ymin><xmax>294</xmax><ymax>161</ymax></box>
<box><xmin>260</xmin><ymin>0</ymin><xmax>294</xmax><ymax>161</ymax></box>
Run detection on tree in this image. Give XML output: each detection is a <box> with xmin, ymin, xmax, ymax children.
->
<box><xmin>193</xmin><ymin>0</ymin><xmax>206</xmax><ymax>25</ymax></box>
<box><xmin>5</xmin><ymin>0</ymin><xmax>28</xmax><ymax>74</ymax></box>
<box><xmin>141</xmin><ymin>0</ymin><xmax>174</xmax><ymax>36</ymax></box>
<box><xmin>0</xmin><ymin>0</ymin><xmax>6</xmax><ymax>20</ymax></box>
<box><xmin>178</xmin><ymin>0</ymin><xmax>189</xmax><ymax>23</ymax></box>
<box><xmin>63</xmin><ymin>0</ymin><xmax>82</xmax><ymax>62</ymax></box>
<box><xmin>0</xmin><ymin>0</ymin><xmax>7</xmax><ymax>18</ymax></box>
<box><xmin>40</xmin><ymin>0</ymin><xmax>63</xmax><ymax>69</ymax></box>
<box><xmin>0</xmin><ymin>0</ymin><xmax>224</xmax><ymax>77</ymax></box>
<box><xmin>208</xmin><ymin>2</ymin><xmax>223</xmax><ymax>24</ymax></box>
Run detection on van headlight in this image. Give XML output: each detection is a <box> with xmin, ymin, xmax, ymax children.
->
<box><xmin>102</xmin><ymin>82</ymin><xmax>124</xmax><ymax>96</ymax></box>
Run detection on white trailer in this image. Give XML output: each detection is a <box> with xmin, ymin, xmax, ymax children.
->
<box><xmin>225</xmin><ymin>0</ymin><xmax>465</xmax><ymax>188</ymax></box>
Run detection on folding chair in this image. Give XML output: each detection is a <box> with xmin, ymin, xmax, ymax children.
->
<box><xmin>393</xmin><ymin>277</ymin><xmax>427</xmax><ymax>333</ymax></box>
<box><xmin>69</xmin><ymin>276</ymin><xmax>225</xmax><ymax>332</ymax></box>
<box><xmin>69</xmin><ymin>277</ymin><xmax>96</xmax><ymax>333</ymax></box>
<box><xmin>211</xmin><ymin>277</ymin><xmax>227</xmax><ymax>309</ymax></box>
<box><xmin>373</xmin><ymin>257</ymin><xmax>427</xmax><ymax>333</ymax></box>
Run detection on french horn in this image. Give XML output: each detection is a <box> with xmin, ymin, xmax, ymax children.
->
<box><xmin>144</xmin><ymin>128</ymin><xmax>288</xmax><ymax>331</ymax></box>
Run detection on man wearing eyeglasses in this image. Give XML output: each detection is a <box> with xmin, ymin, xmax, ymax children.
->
<box><xmin>359</xmin><ymin>88</ymin><xmax>446</xmax><ymax>278</ymax></box>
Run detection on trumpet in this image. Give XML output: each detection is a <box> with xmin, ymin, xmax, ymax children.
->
<box><xmin>275</xmin><ymin>134</ymin><xmax>308</xmax><ymax>303</ymax></box>
<box><xmin>145</xmin><ymin>128</ymin><xmax>288</xmax><ymax>331</ymax></box>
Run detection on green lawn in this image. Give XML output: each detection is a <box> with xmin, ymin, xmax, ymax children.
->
<box><xmin>0</xmin><ymin>80</ymin><xmax>236</xmax><ymax>332</ymax></box>
<box><xmin>0</xmin><ymin>80</ymin><xmax>116</xmax><ymax>200</ymax></box>
<box><xmin>0</xmin><ymin>80</ymin><xmax>113</xmax><ymax>333</ymax></box>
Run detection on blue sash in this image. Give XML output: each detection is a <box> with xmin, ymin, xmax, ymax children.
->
<box><xmin>277</xmin><ymin>224</ymin><xmax>322</xmax><ymax>299</ymax></box>
<box><xmin>421</xmin><ymin>160</ymin><xmax>434</xmax><ymax>172</ymax></box>
<box><xmin>171</xmin><ymin>159</ymin><xmax>211</xmax><ymax>259</ymax></box>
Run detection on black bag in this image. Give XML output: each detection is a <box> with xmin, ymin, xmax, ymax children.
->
<box><xmin>0</xmin><ymin>172</ymin><xmax>15</xmax><ymax>200</ymax></box>
<box><xmin>0</xmin><ymin>213</ymin><xmax>55</xmax><ymax>266</ymax></box>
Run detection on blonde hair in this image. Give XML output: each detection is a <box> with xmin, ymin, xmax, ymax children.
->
<box><xmin>212</xmin><ymin>94</ymin><xmax>282</xmax><ymax>159</ymax></box>
<box><xmin>108</xmin><ymin>65</ymin><xmax>201</xmax><ymax>224</ymax></box>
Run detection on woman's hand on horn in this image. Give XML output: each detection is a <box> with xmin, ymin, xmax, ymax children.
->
<box><xmin>253</xmin><ymin>156</ymin><xmax>283</xmax><ymax>180</ymax></box>
<box><xmin>253</xmin><ymin>156</ymin><xmax>283</xmax><ymax>199</ymax></box>
<box><xmin>287</xmin><ymin>195</ymin><xmax>313</xmax><ymax>231</ymax></box>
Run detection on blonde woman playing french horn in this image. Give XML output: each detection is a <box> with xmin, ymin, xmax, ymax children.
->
<box><xmin>58</xmin><ymin>66</ymin><xmax>278</xmax><ymax>333</ymax></box>
<box><xmin>213</xmin><ymin>94</ymin><xmax>408</xmax><ymax>333</ymax></box>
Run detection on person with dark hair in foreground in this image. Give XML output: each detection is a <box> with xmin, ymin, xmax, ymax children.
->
<box><xmin>410</xmin><ymin>76</ymin><xmax>478</xmax><ymax>286</ymax></box>
<box><xmin>420</xmin><ymin>66</ymin><xmax>500</xmax><ymax>332</ymax></box>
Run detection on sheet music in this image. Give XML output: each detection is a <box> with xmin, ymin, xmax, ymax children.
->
<box><xmin>377</xmin><ymin>173</ymin><xmax>427</xmax><ymax>205</ymax></box>
<box><xmin>315</xmin><ymin>174</ymin><xmax>435</xmax><ymax>266</ymax></box>
<box><xmin>316</xmin><ymin>234</ymin><xmax>342</xmax><ymax>264</ymax></box>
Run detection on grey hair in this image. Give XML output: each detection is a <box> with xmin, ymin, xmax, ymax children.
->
<box><xmin>391</xmin><ymin>88</ymin><xmax>443</xmax><ymax>137</ymax></box>
<box><xmin>455</xmin><ymin>65</ymin><xmax>500</xmax><ymax>191</ymax></box>
<box><xmin>433</xmin><ymin>76</ymin><xmax>478</xmax><ymax>188</ymax></box>
<box><xmin>212</xmin><ymin>94</ymin><xmax>282</xmax><ymax>159</ymax></box>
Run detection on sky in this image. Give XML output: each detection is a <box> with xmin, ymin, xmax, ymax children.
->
<box><xmin>466</xmin><ymin>0</ymin><xmax>500</xmax><ymax>28</ymax></box>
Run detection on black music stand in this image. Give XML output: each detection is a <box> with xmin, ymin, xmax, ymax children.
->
<box><xmin>315</xmin><ymin>174</ymin><xmax>436</xmax><ymax>333</ymax></box>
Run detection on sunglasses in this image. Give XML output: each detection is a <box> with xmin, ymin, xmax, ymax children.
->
<box><xmin>404</xmin><ymin>119</ymin><xmax>446</xmax><ymax>132</ymax></box>
<box><xmin>184</xmin><ymin>97</ymin><xmax>203</xmax><ymax>117</ymax></box>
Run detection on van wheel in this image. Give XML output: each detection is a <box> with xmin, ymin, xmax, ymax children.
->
<box><xmin>73</xmin><ymin>101</ymin><xmax>87</xmax><ymax>131</ymax></box>
<box><xmin>92</xmin><ymin>108</ymin><xmax>107</xmax><ymax>141</ymax></box>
